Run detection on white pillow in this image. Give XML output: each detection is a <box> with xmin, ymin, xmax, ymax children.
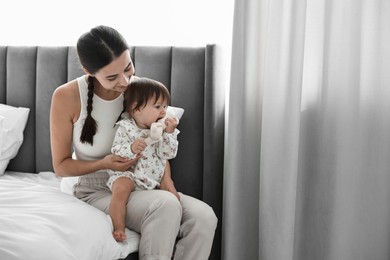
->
<box><xmin>0</xmin><ymin>104</ymin><xmax>30</xmax><ymax>175</ymax></box>
<box><xmin>167</xmin><ymin>106</ymin><xmax>185</xmax><ymax>121</ymax></box>
<box><xmin>60</xmin><ymin>176</ymin><xmax>80</xmax><ymax>195</ymax></box>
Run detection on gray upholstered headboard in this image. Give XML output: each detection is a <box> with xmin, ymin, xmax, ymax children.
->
<box><xmin>0</xmin><ymin>45</ymin><xmax>224</xmax><ymax>259</ymax></box>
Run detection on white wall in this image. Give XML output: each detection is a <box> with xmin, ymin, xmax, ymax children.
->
<box><xmin>0</xmin><ymin>0</ymin><xmax>233</xmax><ymax>48</ymax></box>
<box><xmin>1</xmin><ymin>0</ymin><xmax>233</xmax><ymax>99</ymax></box>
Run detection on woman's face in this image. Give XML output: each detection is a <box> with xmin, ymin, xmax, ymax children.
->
<box><xmin>94</xmin><ymin>50</ymin><xmax>134</xmax><ymax>93</ymax></box>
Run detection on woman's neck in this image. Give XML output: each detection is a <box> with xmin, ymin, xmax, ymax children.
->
<box><xmin>92</xmin><ymin>77</ymin><xmax>121</xmax><ymax>101</ymax></box>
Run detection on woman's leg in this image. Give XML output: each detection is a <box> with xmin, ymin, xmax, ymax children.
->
<box><xmin>109</xmin><ymin>177</ymin><xmax>134</xmax><ymax>242</ymax></box>
<box><xmin>174</xmin><ymin>193</ymin><xmax>218</xmax><ymax>260</ymax></box>
<box><xmin>77</xmin><ymin>186</ymin><xmax>182</xmax><ymax>260</ymax></box>
<box><xmin>125</xmin><ymin>190</ymin><xmax>182</xmax><ymax>260</ymax></box>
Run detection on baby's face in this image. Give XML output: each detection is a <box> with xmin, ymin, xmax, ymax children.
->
<box><xmin>133</xmin><ymin>96</ymin><xmax>168</xmax><ymax>129</ymax></box>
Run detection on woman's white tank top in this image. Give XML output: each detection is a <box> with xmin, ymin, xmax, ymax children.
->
<box><xmin>72</xmin><ymin>76</ymin><xmax>123</xmax><ymax>162</ymax></box>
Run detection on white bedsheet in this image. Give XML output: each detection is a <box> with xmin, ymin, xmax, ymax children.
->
<box><xmin>0</xmin><ymin>171</ymin><xmax>139</xmax><ymax>260</ymax></box>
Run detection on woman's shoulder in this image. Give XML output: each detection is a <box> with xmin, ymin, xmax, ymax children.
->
<box><xmin>51</xmin><ymin>78</ymin><xmax>83</xmax><ymax>121</ymax></box>
<box><xmin>52</xmin><ymin>78</ymin><xmax>81</xmax><ymax>102</ymax></box>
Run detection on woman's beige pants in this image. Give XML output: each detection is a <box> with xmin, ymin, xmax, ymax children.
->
<box><xmin>74</xmin><ymin>179</ymin><xmax>217</xmax><ymax>260</ymax></box>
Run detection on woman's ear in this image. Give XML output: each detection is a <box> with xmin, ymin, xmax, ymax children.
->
<box><xmin>82</xmin><ymin>66</ymin><xmax>92</xmax><ymax>75</ymax></box>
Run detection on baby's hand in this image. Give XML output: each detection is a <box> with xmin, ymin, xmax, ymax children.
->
<box><xmin>131</xmin><ymin>138</ymin><xmax>146</xmax><ymax>154</ymax></box>
<box><xmin>164</xmin><ymin>117</ymin><xmax>178</xmax><ymax>133</ymax></box>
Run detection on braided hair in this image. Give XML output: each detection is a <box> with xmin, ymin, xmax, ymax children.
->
<box><xmin>76</xmin><ymin>25</ymin><xmax>130</xmax><ymax>145</ymax></box>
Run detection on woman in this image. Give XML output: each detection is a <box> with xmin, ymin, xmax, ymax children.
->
<box><xmin>50</xmin><ymin>25</ymin><xmax>217</xmax><ymax>260</ymax></box>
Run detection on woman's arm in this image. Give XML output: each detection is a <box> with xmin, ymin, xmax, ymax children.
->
<box><xmin>160</xmin><ymin>161</ymin><xmax>180</xmax><ymax>200</ymax></box>
<box><xmin>50</xmin><ymin>81</ymin><xmax>136</xmax><ymax>177</ymax></box>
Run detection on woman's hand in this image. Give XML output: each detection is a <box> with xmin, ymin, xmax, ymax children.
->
<box><xmin>103</xmin><ymin>153</ymin><xmax>141</xmax><ymax>172</ymax></box>
<box><xmin>160</xmin><ymin>175</ymin><xmax>180</xmax><ymax>200</ymax></box>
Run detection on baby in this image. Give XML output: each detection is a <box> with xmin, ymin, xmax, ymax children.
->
<box><xmin>107</xmin><ymin>77</ymin><xmax>180</xmax><ymax>242</ymax></box>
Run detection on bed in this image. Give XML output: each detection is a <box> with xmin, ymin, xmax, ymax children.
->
<box><xmin>0</xmin><ymin>45</ymin><xmax>224</xmax><ymax>260</ymax></box>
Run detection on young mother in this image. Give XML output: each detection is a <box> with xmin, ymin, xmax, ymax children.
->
<box><xmin>50</xmin><ymin>25</ymin><xmax>217</xmax><ymax>260</ymax></box>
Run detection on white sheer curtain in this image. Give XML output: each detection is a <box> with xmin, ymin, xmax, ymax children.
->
<box><xmin>223</xmin><ymin>1</ymin><xmax>390</xmax><ymax>260</ymax></box>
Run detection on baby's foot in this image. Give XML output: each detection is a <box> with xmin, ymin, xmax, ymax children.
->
<box><xmin>113</xmin><ymin>230</ymin><xmax>126</xmax><ymax>242</ymax></box>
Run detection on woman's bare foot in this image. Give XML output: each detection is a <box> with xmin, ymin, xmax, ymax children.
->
<box><xmin>113</xmin><ymin>229</ymin><xmax>126</xmax><ymax>242</ymax></box>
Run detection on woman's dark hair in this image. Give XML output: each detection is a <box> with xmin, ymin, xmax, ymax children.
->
<box><xmin>77</xmin><ymin>25</ymin><xmax>130</xmax><ymax>145</ymax></box>
<box><xmin>119</xmin><ymin>77</ymin><xmax>170</xmax><ymax>121</ymax></box>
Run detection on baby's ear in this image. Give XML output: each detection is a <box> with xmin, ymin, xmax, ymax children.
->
<box><xmin>132</xmin><ymin>103</ymin><xmax>141</xmax><ymax>114</ymax></box>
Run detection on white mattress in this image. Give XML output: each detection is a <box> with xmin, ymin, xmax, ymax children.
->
<box><xmin>0</xmin><ymin>171</ymin><xmax>139</xmax><ymax>260</ymax></box>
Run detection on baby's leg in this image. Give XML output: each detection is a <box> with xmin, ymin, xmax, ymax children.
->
<box><xmin>109</xmin><ymin>177</ymin><xmax>135</xmax><ymax>242</ymax></box>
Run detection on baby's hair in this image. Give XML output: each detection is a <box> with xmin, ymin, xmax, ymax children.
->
<box><xmin>118</xmin><ymin>77</ymin><xmax>170</xmax><ymax>121</ymax></box>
